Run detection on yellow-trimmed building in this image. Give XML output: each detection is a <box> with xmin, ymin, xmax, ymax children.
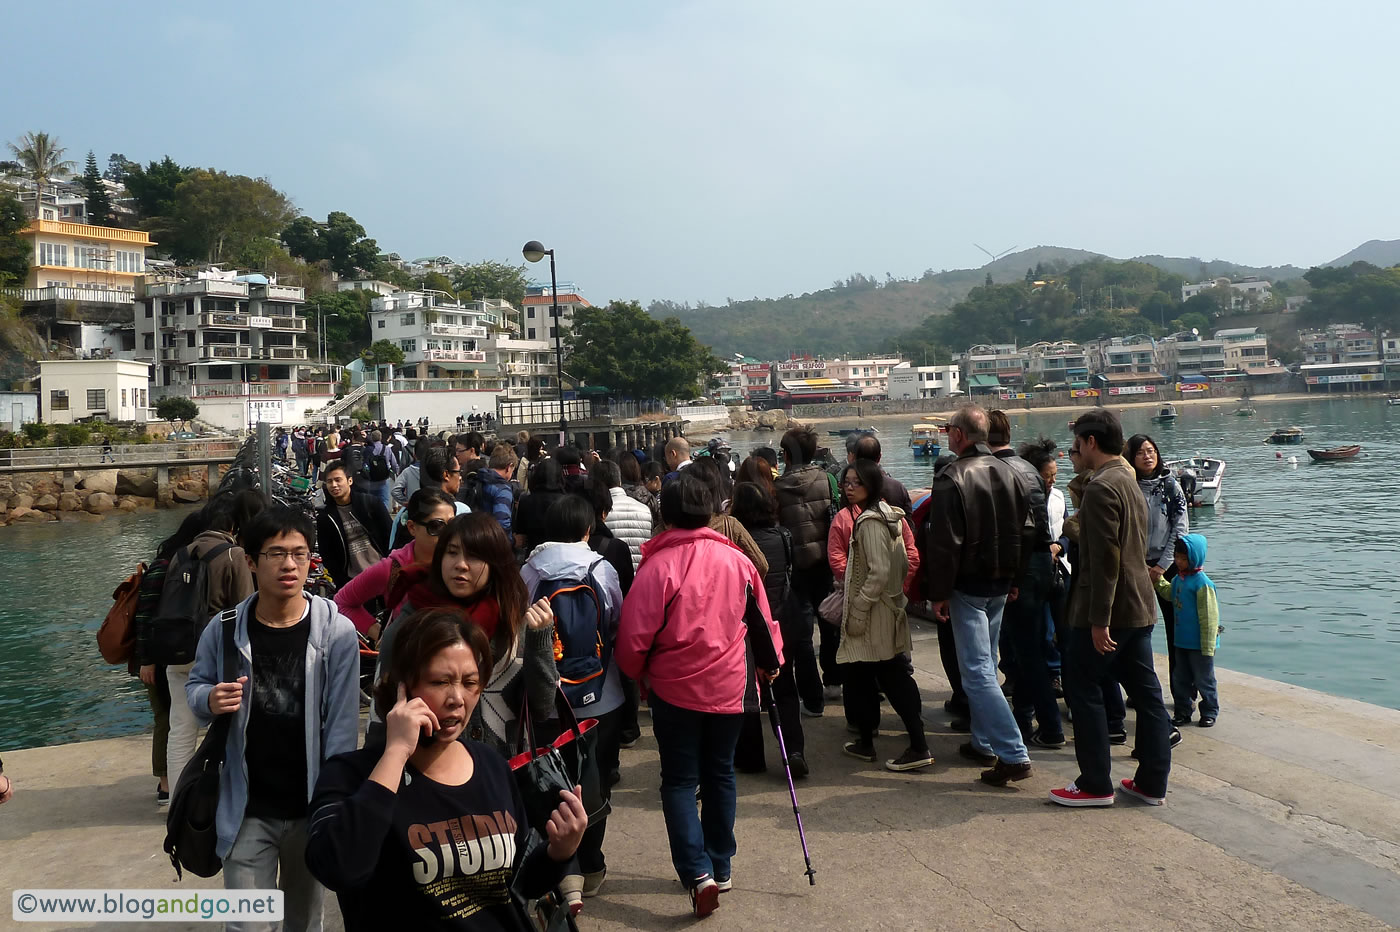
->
<box><xmin>19</xmin><ymin>219</ymin><xmax>153</xmax><ymax>292</ymax></box>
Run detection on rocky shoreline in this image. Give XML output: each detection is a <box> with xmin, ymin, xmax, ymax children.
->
<box><xmin>0</xmin><ymin>466</ymin><xmax>212</xmax><ymax>526</ymax></box>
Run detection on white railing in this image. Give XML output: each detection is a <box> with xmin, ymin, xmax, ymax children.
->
<box><xmin>318</xmin><ymin>383</ymin><xmax>369</xmax><ymax>419</ymax></box>
<box><xmin>0</xmin><ymin>439</ymin><xmax>241</xmax><ymax>471</ymax></box>
<box><xmin>268</xmin><ymin>346</ymin><xmax>308</xmax><ymax>360</ymax></box>
<box><xmin>363</xmin><ymin>377</ymin><xmax>505</xmax><ymax>393</ymax></box>
<box><xmin>261</xmin><ymin>284</ymin><xmax>305</xmax><ymax>301</ymax></box>
<box><xmin>205</xmin><ymin>345</ymin><xmax>252</xmax><ymax>359</ymax></box>
<box><xmin>1</xmin><ymin>285</ymin><xmax>135</xmax><ymax>304</ymax></box>
<box><xmin>492</xmin><ymin>337</ymin><xmax>553</xmax><ymax>352</ymax></box>
<box><xmin>429</xmin><ymin>323</ymin><xmax>488</xmax><ymax>339</ymax></box>
<box><xmin>142</xmin><ymin>280</ymin><xmax>250</xmax><ymax>298</ymax></box>
<box><xmin>199</xmin><ymin>312</ymin><xmax>250</xmax><ymax>328</ymax></box>
<box><xmin>675</xmin><ymin>404</ymin><xmax>730</xmax><ymax>420</ymax></box>
<box><xmin>422</xmin><ymin>349</ymin><xmax>486</xmax><ymax>362</ymax></box>
<box><xmin>268</xmin><ymin>316</ymin><xmax>307</xmax><ymax>331</ymax></box>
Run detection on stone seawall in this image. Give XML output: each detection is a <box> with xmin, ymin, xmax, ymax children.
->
<box><xmin>0</xmin><ymin>465</ymin><xmax>217</xmax><ymax>526</ymax></box>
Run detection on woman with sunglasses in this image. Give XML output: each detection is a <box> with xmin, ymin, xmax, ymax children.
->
<box><xmin>379</xmin><ymin>512</ymin><xmax>559</xmax><ymax>756</ymax></box>
<box><xmin>834</xmin><ymin>460</ymin><xmax>932</xmax><ymax>773</ymax></box>
<box><xmin>335</xmin><ymin>489</ymin><xmax>460</xmax><ymax>636</ymax></box>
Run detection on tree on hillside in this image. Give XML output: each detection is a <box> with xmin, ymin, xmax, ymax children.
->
<box><xmin>79</xmin><ymin>151</ymin><xmax>114</xmax><ymax>226</ymax></box>
<box><xmin>1300</xmin><ymin>264</ymin><xmax>1400</xmax><ymax>332</ymax></box>
<box><xmin>0</xmin><ymin>193</ymin><xmax>29</xmax><ymax>285</ymax></box>
<box><xmin>307</xmin><ymin>290</ymin><xmax>375</xmax><ymax>362</ymax></box>
<box><xmin>281</xmin><ymin>211</ymin><xmax>384</xmax><ymax>279</ymax></box>
<box><xmin>452</xmin><ymin>260</ymin><xmax>529</xmax><ymax>308</ymax></box>
<box><xmin>418</xmin><ymin>271</ymin><xmax>455</xmax><ymax>295</ymax></box>
<box><xmin>566</xmin><ymin>301</ymin><xmax>726</xmax><ymax>400</ymax></box>
<box><xmin>104</xmin><ymin>153</ymin><xmax>129</xmax><ymax>183</ymax></box>
<box><xmin>155</xmin><ymin>396</ymin><xmax>199</xmax><ymax>429</ymax></box>
<box><xmin>122</xmin><ymin>156</ymin><xmax>192</xmax><ymax>222</ymax></box>
<box><xmin>5</xmin><ymin>132</ymin><xmax>75</xmax><ymax>210</ymax></box>
<box><xmin>161</xmin><ymin>170</ymin><xmax>296</xmax><ymax>264</ymax></box>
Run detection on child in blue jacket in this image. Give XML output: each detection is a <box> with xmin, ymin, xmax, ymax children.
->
<box><xmin>1155</xmin><ymin>533</ymin><xmax>1220</xmax><ymax>727</ymax></box>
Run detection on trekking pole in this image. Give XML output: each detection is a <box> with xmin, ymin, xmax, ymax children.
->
<box><xmin>762</xmin><ymin>679</ymin><xmax>816</xmax><ymax>885</ymax></box>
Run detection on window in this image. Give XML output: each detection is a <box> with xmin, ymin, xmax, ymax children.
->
<box><xmin>400</xmin><ymin>339</ymin><xmax>417</xmax><ymax>352</ymax></box>
<box><xmin>50</xmin><ymin>389</ymin><xmax>69</xmax><ymax>411</ymax></box>
<box><xmin>400</xmin><ymin>313</ymin><xmax>416</xmax><ymax>326</ymax></box>
<box><xmin>186</xmin><ymin>332</ymin><xmax>196</xmax><ymax>347</ymax></box>
<box><xmin>139</xmin><ymin>389</ymin><xmax>147</xmax><ymax>407</ymax></box>
<box><xmin>143</xmin><ymin>334</ymin><xmax>154</xmax><ymax>350</ymax></box>
<box><xmin>377</xmin><ymin>319</ymin><xmax>385</xmax><ymax>328</ymax></box>
<box><xmin>528</xmin><ymin>307</ymin><xmax>535</xmax><ymax>319</ymax></box>
<box><xmin>528</xmin><ymin>328</ymin><xmax>536</xmax><ymax>339</ymax></box>
<box><xmin>115</xmin><ymin>251</ymin><xmax>143</xmax><ymax>274</ymax></box>
<box><xmin>145</xmin><ymin>304</ymin><xmax>153</xmax><ymax>318</ymax></box>
<box><xmin>86</xmin><ymin>389</ymin><xmax>105</xmax><ymax>410</ymax></box>
<box><xmin>209</xmin><ymin>366</ymin><xmax>234</xmax><ymax>380</ymax></box>
<box><xmin>38</xmin><ymin>242</ymin><xmax>69</xmax><ymax>266</ymax></box>
<box><xmin>120</xmin><ymin>389</ymin><xmax>127</xmax><ymax>407</ymax></box>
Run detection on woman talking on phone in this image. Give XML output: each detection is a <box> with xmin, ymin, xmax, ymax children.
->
<box><xmin>305</xmin><ymin>608</ymin><xmax>587</xmax><ymax>930</ymax></box>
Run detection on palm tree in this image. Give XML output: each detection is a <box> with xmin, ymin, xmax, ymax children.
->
<box><xmin>6</xmin><ymin>132</ymin><xmax>76</xmax><ymax>218</ymax></box>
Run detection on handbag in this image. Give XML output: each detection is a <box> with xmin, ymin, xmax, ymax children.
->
<box><xmin>509</xmin><ymin>686</ymin><xmax>609</xmax><ymax>835</ymax></box>
<box><xmin>163</xmin><ymin>609</ymin><xmax>238</xmax><ymax>880</ymax></box>
<box><xmin>818</xmin><ymin>585</ymin><xmax>844</xmax><ymax>626</ymax></box>
<box><xmin>97</xmin><ymin>562</ymin><xmax>146</xmax><ymax>664</ymax></box>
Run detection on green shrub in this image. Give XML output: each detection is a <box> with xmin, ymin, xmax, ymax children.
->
<box><xmin>21</xmin><ymin>422</ymin><xmax>48</xmax><ymax>443</ymax></box>
<box><xmin>349</xmin><ymin>407</ymin><xmax>373</xmax><ymax>423</ymax></box>
<box><xmin>0</xmin><ymin>431</ymin><xmax>18</xmax><ymax>449</ymax></box>
<box><xmin>51</xmin><ymin>423</ymin><xmax>92</xmax><ymax>447</ymax></box>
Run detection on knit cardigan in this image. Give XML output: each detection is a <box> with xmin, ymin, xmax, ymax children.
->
<box><xmin>836</xmin><ymin>500</ymin><xmax>911</xmax><ymax>664</ymax></box>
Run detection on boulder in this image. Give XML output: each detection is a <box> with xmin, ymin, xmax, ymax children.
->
<box><xmin>10</xmin><ymin>506</ymin><xmax>56</xmax><ymax>523</ymax></box>
<box><xmin>78</xmin><ymin>470</ymin><xmax>119</xmax><ymax>496</ymax></box>
<box><xmin>33</xmin><ymin>494</ymin><xmax>59</xmax><ymax>512</ymax></box>
<box><xmin>8</xmin><ymin>493</ymin><xmax>34</xmax><ymax>511</ymax></box>
<box><xmin>85</xmin><ymin>492</ymin><xmax>116</xmax><ymax>514</ymax></box>
<box><xmin>756</xmin><ymin>409</ymin><xmax>789</xmax><ymax>430</ymax></box>
<box><xmin>57</xmin><ymin>492</ymin><xmax>81</xmax><ymax>512</ymax></box>
<box><xmin>116</xmin><ymin>498</ymin><xmax>139</xmax><ymax>513</ymax></box>
<box><xmin>116</xmin><ymin>470</ymin><xmax>158</xmax><ymax>498</ymax></box>
<box><xmin>173</xmin><ymin>485</ymin><xmax>204</xmax><ymax>503</ymax></box>
<box><xmin>72</xmin><ymin>511</ymin><xmax>106</xmax><ymax>523</ymax></box>
<box><xmin>28</xmin><ymin>476</ymin><xmax>61</xmax><ymax>498</ymax></box>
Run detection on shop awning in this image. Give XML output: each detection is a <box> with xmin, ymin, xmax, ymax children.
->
<box><xmin>969</xmin><ymin>374</ymin><xmax>1001</xmax><ymax>388</ymax></box>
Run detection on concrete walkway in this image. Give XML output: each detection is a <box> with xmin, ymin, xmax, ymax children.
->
<box><xmin>2</xmin><ymin>618</ymin><xmax>1397</xmax><ymax>930</ymax></box>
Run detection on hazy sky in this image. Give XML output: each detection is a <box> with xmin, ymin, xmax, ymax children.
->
<box><xmin>6</xmin><ymin>1</ymin><xmax>1397</xmax><ymax>305</ymax></box>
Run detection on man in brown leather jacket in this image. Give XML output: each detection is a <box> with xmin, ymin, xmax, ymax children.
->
<box><xmin>1050</xmin><ymin>408</ymin><xmax>1172</xmax><ymax>808</ymax></box>
<box><xmin>925</xmin><ymin>404</ymin><xmax>1033</xmax><ymax>786</ymax></box>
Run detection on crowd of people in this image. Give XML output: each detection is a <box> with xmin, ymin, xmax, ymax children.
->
<box><xmin>107</xmin><ymin>402</ymin><xmax>1219</xmax><ymax>929</ymax></box>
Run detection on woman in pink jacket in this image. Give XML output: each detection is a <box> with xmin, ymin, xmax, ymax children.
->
<box><xmin>616</xmin><ymin>474</ymin><xmax>783</xmax><ymax>920</ymax></box>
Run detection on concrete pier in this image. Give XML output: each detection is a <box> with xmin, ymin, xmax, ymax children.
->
<box><xmin>2</xmin><ymin>618</ymin><xmax>1397</xmax><ymax>930</ymax></box>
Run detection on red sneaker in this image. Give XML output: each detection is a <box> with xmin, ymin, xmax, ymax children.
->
<box><xmin>1118</xmin><ymin>778</ymin><xmax>1165</xmax><ymax>806</ymax></box>
<box><xmin>1048</xmin><ymin>782</ymin><xmax>1115</xmax><ymax>807</ymax></box>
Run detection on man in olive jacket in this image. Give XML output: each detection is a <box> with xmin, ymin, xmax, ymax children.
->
<box><xmin>1050</xmin><ymin>408</ymin><xmax>1172</xmax><ymax>808</ymax></box>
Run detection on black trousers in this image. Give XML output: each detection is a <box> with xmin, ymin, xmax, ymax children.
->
<box><xmin>576</xmin><ymin>709</ymin><xmax>621</xmax><ymax>874</ymax></box>
<box><xmin>734</xmin><ymin>663</ymin><xmax>804</xmax><ymax>772</ymax></box>
<box><xmin>1008</xmin><ymin>553</ymin><xmax>1062</xmax><ymax>737</ymax></box>
<box><xmin>936</xmin><ymin>618</ymin><xmax>967</xmax><ymax>713</ymax></box>
<box><xmin>618</xmin><ymin>674</ymin><xmax>641</xmax><ymax>743</ymax></box>
<box><xmin>1051</xmin><ymin>575</ymin><xmax>1125</xmax><ymax>731</ymax></box>
<box><xmin>841</xmin><ymin>654</ymin><xmax>928</xmax><ymax>751</ymax></box>
<box><xmin>790</xmin><ymin>565</ymin><xmax>834</xmax><ymax>700</ymax></box>
<box><xmin>1063</xmin><ymin>626</ymin><xmax>1171</xmax><ymax>797</ymax></box>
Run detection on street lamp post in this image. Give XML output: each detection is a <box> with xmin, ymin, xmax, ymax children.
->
<box><xmin>522</xmin><ymin>240</ymin><xmax>566</xmax><ymax>443</ymax></box>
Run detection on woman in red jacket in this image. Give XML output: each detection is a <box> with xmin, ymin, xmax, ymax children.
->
<box><xmin>615</xmin><ymin>474</ymin><xmax>783</xmax><ymax>919</ymax></box>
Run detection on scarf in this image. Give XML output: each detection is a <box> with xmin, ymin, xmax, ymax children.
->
<box><xmin>387</xmin><ymin>562</ymin><xmax>502</xmax><ymax>639</ymax></box>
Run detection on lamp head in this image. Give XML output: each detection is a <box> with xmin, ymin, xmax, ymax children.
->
<box><xmin>522</xmin><ymin>241</ymin><xmax>550</xmax><ymax>263</ymax></box>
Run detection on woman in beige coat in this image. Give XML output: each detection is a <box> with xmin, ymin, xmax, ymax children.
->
<box><xmin>836</xmin><ymin>459</ymin><xmax>933</xmax><ymax>772</ymax></box>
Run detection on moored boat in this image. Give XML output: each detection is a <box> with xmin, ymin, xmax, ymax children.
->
<box><xmin>1165</xmin><ymin>455</ymin><xmax>1226</xmax><ymax>507</ymax></box>
<box><xmin>1265</xmin><ymin>426</ymin><xmax>1305</xmax><ymax>444</ymax></box>
<box><xmin>1151</xmin><ymin>403</ymin><xmax>1178</xmax><ymax>423</ymax></box>
<box><xmin>910</xmin><ymin>425</ymin><xmax>942</xmax><ymax>458</ymax></box>
<box><xmin>1307</xmin><ymin>444</ymin><xmax>1362</xmax><ymax>462</ymax></box>
<box><xmin>827</xmin><ymin>426</ymin><xmax>879</xmax><ymax>438</ymax></box>
<box><xmin>1388</xmin><ymin>394</ymin><xmax>1400</xmax><ymax>406</ymax></box>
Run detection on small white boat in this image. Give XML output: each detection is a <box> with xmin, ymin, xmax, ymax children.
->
<box><xmin>1388</xmin><ymin>394</ymin><xmax>1400</xmax><ymax>406</ymax></box>
<box><xmin>1166</xmin><ymin>455</ymin><xmax>1225</xmax><ymax>507</ymax></box>
<box><xmin>1151</xmin><ymin>403</ymin><xmax>1178</xmax><ymax>423</ymax></box>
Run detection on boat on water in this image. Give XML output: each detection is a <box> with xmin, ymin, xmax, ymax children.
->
<box><xmin>1166</xmin><ymin>456</ymin><xmax>1226</xmax><ymax>507</ymax></box>
<box><xmin>910</xmin><ymin>425</ymin><xmax>942</xmax><ymax>458</ymax></box>
<box><xmin>1388</xmin><ymin>394</ymin><xmax>1400</xmax><ymax>406</ymax></box>
<box><xmin>1265</xmin><ymin>426</ymin><xmax>1305</xmax><ymax>445</ymax></box>
<box><xmin>1307</xmin><ymin>444</ymin><xmax>1362</xmax><ymax>462</ymax></box>
<box><xmin>826</xmin><ymin>426</ymin><xmax>878</xmax><ymax>438</ymax></box>
<box><xmin>1236</xmin><ymin>404</ymin><xmax>1256</xmax><ymax>416</ymax></box>
<box><xmin>1151</xmin><ymin>403</ymin><xmax>1179</xmax><ymax>424</ymax></box>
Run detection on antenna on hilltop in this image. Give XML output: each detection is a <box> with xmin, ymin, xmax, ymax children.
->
<box><xmin>973</xmin><ymin>243</ymin><xmax>1018</xmax><ymax>263</ymax></box>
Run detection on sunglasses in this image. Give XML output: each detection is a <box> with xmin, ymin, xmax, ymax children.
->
<box><xmin>420</xmin><ymin>518</ymin><xmax>450</xmax><ymax>537</ymax></box>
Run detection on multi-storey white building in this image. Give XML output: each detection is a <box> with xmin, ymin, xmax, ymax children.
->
<box><xmin>1156</xmin><ymin>332</ymin><xmax>1227</xmax><ymax>378</ymax></box>
<box><xmin>1215</xmin><ymin>327</ymin><xmax>1273</xmax><ymax>373</ymax></box>
<box><xmin>1086</xmin><ymin>336</ymin><xmax>1159</xmax><ymax>375</ymax></box>
<box><xmin>1025</xmin><ymin>341</ymin><xmax>1089</xmax><ymax>387</ymax></box>
<box><xmin>1300</xmin><ymin>324</ymin><xmax>1376</xmax><ymax>365</ymax></box>
<box><xmin>1181</xmin><ymin>277</ymin><xmax>1273</xmax><ymax>307</ymax></box>
<box><xmin>961</xmin><ymin>343</ymin><xmax>1029</xmax><ymax>394</ymax></box>
<box><xmin>825</xmin><ymin>357</ymin><xmax>902</xmax><ymax>398</ymax></box>
<box><xmin>887</xmin><ymin>364</ymin><xmax>961</xmax><ymax>399</ymax></box>
<box><xmin>521</xmin><ymin>282</ymin><xmax>591</xmax><ymax>343</ymax></box>
<box><xmin>136</xmin><ymin>270</ymin><xmax>323</xmax><ymax>431</ymax></box>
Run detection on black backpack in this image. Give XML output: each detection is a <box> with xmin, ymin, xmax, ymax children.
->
<box><xmin>534</xmin><ymin>558</ymin><xmax>610</xmax><ymax>710</ymax></box>
<box><xmin>164</xmin><ymin>609</ymin><xmax>237</xmax><ymax>879</ymax></box>
<box><xmin>367</xmin><ymin>445</ymin><xmax>391</xmax><ymax>481</ymax></box>
<box><xmin>149</xmin><ymin>541</ymin><xmax>235</xmax><ymax>665</ymax></box>
<box><xmin>461</xmin><ymin>469</ymin><xmax>488</xmax><ymax>513</ymax></box>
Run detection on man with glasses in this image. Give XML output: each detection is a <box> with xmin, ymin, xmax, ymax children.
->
<box><xmin>925</xmin><ymin>404</ymin><xmax>1034</xmax><ymax>786</ymax></box>
<box><xmin>1050</xmin><ymin>409</ymin><xmax>1172</xmax><ymax>808</ymax></box>
<box><xmin>187</xmin><ymin>506</ymin><xmax>360</xmax><ymax>931</ymax></box>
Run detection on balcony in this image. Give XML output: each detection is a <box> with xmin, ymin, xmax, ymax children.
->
<box><xmin>202</xmin><ymin>345</ymin><xmax>252</xmax><ymax>360</ymax></box>
<box><xmin>363</xmin><ymin>377</ymin><xmax>506</xmax><ymax>393</ymax></box>
<box><xmin>142</xmin><ymin>280</ymin><xmax>250</xmax><ymax>299</ymax></box>
<box><xmin>422</xmin><ymin>349</ymin><xmax>486</xmax><ymax>363</ymax></box>
<box><xmin>2</xmin><ymin>285</ymin><xmax>135</xmax><ymax>305</ymax></box>
<box><xmin>263</xmin><ymin>346</ymin><xmax>308</xmax><ymax>360</ymax></box>
<box><xmin>23</xmin><ymin>219</ymin><xmax>153</xmax><ymax>246</ymax></box>
<box><xmin>268</xmin><ymin>316</ymin><xmax>306</xmax><ymax>331</ymax></box>
<box><xmin>492</xmin><ymin>336</ymin><xmax>552</xmax><ymax>352</ymax></box>
<box><xmin>159</xmin><ymin>347</ymin><xmax>186</xmax><ymax>362</ymax></box>
<box><xmin>506</xmin><ymin>362</ymin><xmax>556</xmax><ymax>375</ymax></box>
<box><xmin>260</xmin><ymin>284</ymin><xmax>304</xmax><ymax>301</ymax></box>
<box><xmin>200</xmin><ymin>312</ymin><xmax>250</xmax><ymax>328</ymax></box>
<box><xmin>430</xmin><ymin>323</ymin><xmax>488</xmax><ymax>339</ymax></box>
<box><xmin>505</xmin><ymin>385</ymin><xmax>560</xmax><ymax>400</ymax></box>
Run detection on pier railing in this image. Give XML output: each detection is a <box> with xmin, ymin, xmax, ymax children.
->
<box><xmin>0</xmin><ymin>439</ymin><xmax>241</xmax><ymax>472</ymax></box>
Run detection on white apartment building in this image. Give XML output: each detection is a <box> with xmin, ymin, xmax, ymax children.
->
<box><xmin>1215</xmin><ymin>327</ymin><xmax>1273</xmax><ymax>372</ymax></box>
<box><xmin>1157</xmin><ymin>332</ymin><xmax>1227</xmax><ymax>377</ymax></box>
<box><xmin>1300</xmin><ymin>324</ymin><xmax>1376</xmax><ymax>365</ymax></box>
<box><xmin>1086</xmin><ymin>336</ymin><xmax>1159</xmax><ymax>376</ymax></box>
<box><xmin>1181</xmin><ymin>277</ymin><xmax>1273</xmax><ymax>307</ymax></box>
<box><xmin>135</xmin><ymin>270</ymin><xmax>323</xmax><ymax>431</ymax></box>
<box><xmin>521</xmin><ymin>282</ymin><xmax>592</xmax><ymax>343</ymax></box>
<box><xmin>38</xmin><ymin>359</ymin><xmax>149</xmax><ymax>424</ymax></box>
<box><xmin>825</xmin><ymin>357</ymin><xmax>902</xmax><ymax>398</ymax></box>
<box><xmin>961</xmin><ymin>343</ymin><xmax>1029</xmax><ymax>393</ymax></box>
<box><xmin>887</xmin><ymin>364</ymin><xmax>961</xmax><ymax>399</ymax></box>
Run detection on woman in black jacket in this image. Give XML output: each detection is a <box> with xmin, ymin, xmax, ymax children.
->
<box><xmin>729</xmin><ymin>482</ymin><xmax>807</xmax><ymax>778</ymax></box>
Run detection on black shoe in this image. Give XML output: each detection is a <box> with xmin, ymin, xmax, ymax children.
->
<box><xmin>618</xmin><ymin>731</ymin><xmax>640</xmax><ymax>750</ymax></box>
<box><xmin>1030</xmin><ymin>730</ymin><xmax>1066</xmax><ymax>750</ymax></box>
<box><xmin>948</xmin><ymin>717</ymin><xmax>971</xmax><ymax>733</ymax></box>
<box><xmin>1171</xmin><ymin>712</ymin><xmax>1193</xmax><ymax>726</ymax></box>
<box><xmin>608</xmin><ymin>769</ymin><xmax>621</xmax><ymax>788</ymax></box>
<box><xmin>958</xmin><ymin>742</ymin><xmax>997</xmax><ymax>766</ymax></box>
<box><xmin>787</xmin><ymin>752</ymin><xmax>810</xmax><ymax>779</ymax></box>
<box><xmin>843</xmin><ymin>741</ymin><xmax>876</xmax><ymax>763</ymax></box>
<box><xmin>943</xmin><ymin>699</ymin><xmax>969</xmax><ymax>717</ymax></box>
<box><xmin>1108</xmin><ymin>730</ymin><xmax>1128</xmax><ymax>746</ymax></box>
<box><xmin>980</xmin><ymin>760</ymin><xmax>1032</xmax><ymax>786</ymax></box>
<box><xmin>1198</xmin><ymin>717</ymin><xmax>1216</xmax><ymax>728</ymax></box>
<box><xmin>1131</xmin><ymin>727</ymin><xmax>1182</xmax><ymax>760</ymax></box>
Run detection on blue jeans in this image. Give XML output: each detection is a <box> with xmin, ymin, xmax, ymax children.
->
<box><xmin>649</xmin><ymin>694</ymin><xmax>744</xmax><ymax>886</ymax></box>
<box><xmin>950</xmin><ymin>590</ymin><xmax>1029</xmax><ymax>765</ymax></box>
<box><xmin>223</xmin><ymin>815</ymin><xmax>323</xmax><ymax>932</ymax></box>
<box><xmin>1171</xmin><ymin>648</ymin><xmax>1219</xmax><ymax>718</ymax></box>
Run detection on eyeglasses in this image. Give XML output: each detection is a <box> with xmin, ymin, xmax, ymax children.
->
<box><xmin>421</xmin><ymin>518</ymin><xmax>450</xmax><ymax>537</ymax></box>
<box><xmin>261</xmin><ymin>549</ymin><xmax>311</xmax><ymax>565</ymax></box>
<box><xmin>840</xmin><ymin>478</ymin><xmax>863</xmax><ymax>488</ymax></box>
<box><xmin>1068</xmin><ymin>446</ymin><xmax>1081</xmax><ymax>455</ymax></box>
